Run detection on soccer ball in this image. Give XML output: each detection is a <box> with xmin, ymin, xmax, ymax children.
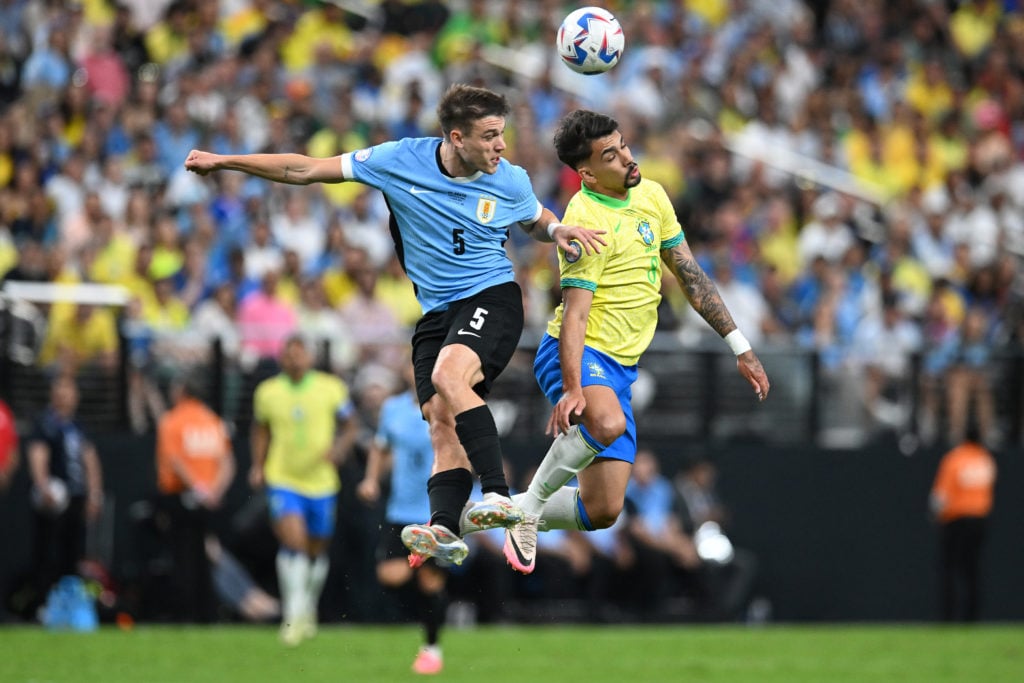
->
<box><xmin>556</xmin><ymin>6</ymin><xmax>625</xmax><ymax>75</ymax></box>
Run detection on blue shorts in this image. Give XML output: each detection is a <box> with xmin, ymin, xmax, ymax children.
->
<box><xmin>266</xmin><ymin>487</ymin><xmax>337</xmax><ymax>539</ymax></box>
<box><xmin>533</xmin><ymin>333</ymin><xmax>638</xmax><ymax>463</ymax></box>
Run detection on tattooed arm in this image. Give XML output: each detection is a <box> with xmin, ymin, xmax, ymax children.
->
<box><xmin>661</xmin><ymin>241</ymin><xmax>771</xmax><ymax>401</ymax></box>
<box><xmin>184</xmin><ymin>150</ymin><xmax>345</xmax><ymax>185</ymax></box>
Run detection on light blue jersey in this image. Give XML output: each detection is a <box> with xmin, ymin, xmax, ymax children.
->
<box><xmin>342</xmin><ymin>137</ymin><xmax>543</xmax><ymax>313</ymax></box>
<box><xmin>375</xmin><ymin>391</ymin><xmax>434</xmax><ymax>524</ymax></box>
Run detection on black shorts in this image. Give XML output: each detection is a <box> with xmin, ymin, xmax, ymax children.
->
<box><xmin>377</xmin><ymin>522</ymin><xmax>445</xmax><ymax>570</ymax></box>
<box><xmin>411</xmin><ymin>281</ymin><xmax>524</xmax><ymax>406</ymax></box>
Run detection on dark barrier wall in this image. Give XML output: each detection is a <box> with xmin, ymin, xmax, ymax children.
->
<box><xmin>3</xmin><ymin>432</ymin><xmax>1022</xmax><ymax>622</ymax></box>
<box><xmin>505</xmin><ymin>435</ymin><xmax>1024</xmax><ymax>622</ymax></box>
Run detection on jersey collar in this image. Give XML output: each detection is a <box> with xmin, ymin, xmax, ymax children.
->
<box><xmin>435</xmin><ymin>141</ymin><xmax>483</xmax><ymax>183</ymax></box>
<box><xmin>581</xmin><ymin>183</ymin><xmax>631</xmax><ymax>209</ymax></box>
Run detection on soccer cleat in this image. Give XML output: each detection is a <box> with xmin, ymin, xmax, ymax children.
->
<box><xmin>302</xmin><ymin>611</ymin><xmax>318</xmax><ymax>640</ymax></box>
<box><xmin>412</xmin><ymin>645</ymin><xmax>443</xmax><ymax>675</ymax></box>
<box><xmin>279</xmin><ymin>617</ymin><xmax>304</xmax><ymax>647</ymax></box>
<box><xmin>503</xmin><ymin>512</ymin><xmax>540</xmax><ymax>574</ymax></box>
<box><xmin>460</xmin><ymin>495</ymin><xmax>525</xmax><ymax>535</ymax></box>
<box><xmin>401</xmin><ymin>524</ymin><xmax>469</xmax><ymax>565</ymax></box>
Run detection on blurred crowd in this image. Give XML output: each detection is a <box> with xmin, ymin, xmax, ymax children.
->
<box><xmin>1</xmin><ymin>0</ymin><xmax>1023</xmax><ymax>438</ymax></box>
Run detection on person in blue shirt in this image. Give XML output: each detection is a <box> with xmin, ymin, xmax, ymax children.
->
<box><xmin>185</xmin><ymin>84</ymin><xmax>605</xmax><ymax>565</ymax></box>
<box><xmin>357</xmin><ymin>362</ymin><xmax>448</xmax><ymax>674</ymax></box>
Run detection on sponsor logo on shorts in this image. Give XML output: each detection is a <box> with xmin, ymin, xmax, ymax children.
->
<box><xmin>587</xmin><ymin>361</ymin><xmax>606</xmax><ymax>379</ymax></box>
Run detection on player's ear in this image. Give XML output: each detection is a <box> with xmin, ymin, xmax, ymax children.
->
<box><xmin>449</xmin><ymin>128</ymin><xmax>463</xmax><ymax>148</ymax></box>
<box><xmin>577</xmin><ymin>164</ymin><xmax>594</xmax><ymax>182</ymax></box>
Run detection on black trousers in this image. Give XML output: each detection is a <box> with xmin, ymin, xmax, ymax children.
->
<box><xmin>940</xmin><ymin>516</ymin><xmax>987</xmax><ymax>622</ymax></box>
<box><xmin>160</xmin><ymin>494</ymin><xmax>216</xmax><ymax>623</ymax></box>
<box><xmin>32</xmin><ymin>495</ymin><xmax>87</xmax><ymax>600</ymax></box>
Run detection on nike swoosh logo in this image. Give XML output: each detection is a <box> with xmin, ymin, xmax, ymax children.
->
<box><xmin>457</xmin><ymin>329</ymin><xmax>481</xmax><ymax>338</ymax></box>
<box><xmin>409</xmin><ymin>186</ymin><xmax>435</xmax><ymax>195</ymax></box>
<box><xmin>614</xmin><ymin>220</ymin><xmax>622</xmax><ymax>233</ymax></box>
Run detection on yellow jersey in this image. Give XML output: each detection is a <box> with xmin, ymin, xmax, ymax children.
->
<box><xmin>548</xmin><ymin>180</ymin><xmax>685</xmax><ymax>366</ymax></box>
<box><xmin>253</xmin><ymin>371</ymin><xmax>352</xmax><ymax>496</ymax></box>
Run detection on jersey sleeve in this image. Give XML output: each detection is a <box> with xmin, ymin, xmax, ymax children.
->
<box><xmin>373</xmin><ymin>399</ymin><xmax>395</xmax><ymax>449</ymax></box>
<box><xmin>654</xmin><ymin>183</ymin><xmax>685</xmax><ymax>248</ymax></box>
<box><xmin>341</xmin><ymin>141</ymin><xmax>403</xmax><ymax>191</ymax></box>
<box><xmin>252</xmin><ymin>382</ymin><xmax>270</xmax><ymax>425</ymax></box>
<box><xmin>507</xmin><ymin>164</ymin><xmax>544</xmax><ymax>225</ymax></box>
<box><xmin>558</xmin><ymin>199</ymin><xmax>608</xmax><ymax>291</ymax></box>
<box><xmin>333</xmin><ymin>377</ymin><xmax>355</xmax><ymax>420</ymax></box>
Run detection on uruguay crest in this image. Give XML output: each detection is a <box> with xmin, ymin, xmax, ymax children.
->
<box><xmin>476</xmin><ymin>196</ymin><xmax>497</xmax><ymax>224</ymax></box>
<box><xmin>637</xmin><ymin>220</ymin><xmax>655</xmax><ymax>245</ymax></box>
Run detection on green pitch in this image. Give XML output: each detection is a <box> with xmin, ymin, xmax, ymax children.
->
<box><xmin>1</xmin><ymin>624</ymin><xmax>1021</xmax><ymax>683</ymax></box>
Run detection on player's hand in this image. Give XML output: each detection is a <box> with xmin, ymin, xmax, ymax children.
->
<box><xmin>547</xmin><ymin>387</ymin><xmax>586</xmax><ymax>436</ymax></box>
<box><xmin>737</xmin><ymin>350</ymin><xmax>769</xmax><ymax>402</ymax></box>
<box><xmin>552</xmin><ymin>223</ymin><xmax>606</xmax><ymax>256</ymax></box>
<box><xmin>356</xmin><ymin>478</ymin><xmax>379</xmax><ymax>504</ymax></box>
<box><xmin>184</xmin><ymin>149</ymin><xmax>221</xmax><ymax>176</ymax></box>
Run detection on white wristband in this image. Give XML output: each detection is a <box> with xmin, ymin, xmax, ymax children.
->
<box><xmin>724</xmin><ymin>329</ymin><xmax>751</xmax><ymax>356</ymax></box>
<box><xmin>546</xmin><ymin>222</ymin><xmax>563</xmax><ymax>240</ymax></box>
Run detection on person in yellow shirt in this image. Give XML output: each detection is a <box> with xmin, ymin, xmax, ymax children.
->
<box><xmin>251</xmin><ymin>336</ymin><xmax>358</xmax><ymax>645</ymax></box>
<box><xmin>38</xmin><ymin>303</ymin><xmax>118</xmax><ymax>375</ymax></box>
<box><xmin>493</xmin><ymin>111</ymin><xmax>770</xmax><ymax>574</ymax></box>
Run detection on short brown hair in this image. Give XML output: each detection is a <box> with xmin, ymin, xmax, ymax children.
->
<box><xmin>437</xmin><ymin>84</ymin><xmax>510</xmax><ymax>139</ymax></box>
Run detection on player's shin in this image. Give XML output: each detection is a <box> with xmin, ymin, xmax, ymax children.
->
<box><xmin>519</xmin><ymin>425</ymin><xmax>598</xmax><ymax>516</ymax></box>
<box><xmin>306</xmin><ymin>554</ymin><xmax>329</xmax><ymax>618</ymax></box>
<box><xmin>276</xmin><ymin>549</ymin><xmax>310</xmax><ymax>630</ymax></box>
<box><xmin>454</xmin><ymin>405</ymin><xmax>509</xmax><ymax>498</ymax></box>
<box><xmin>515</xmin><ymin>485</ymin><xmax>589</xmax><ymax>530</ymax></box>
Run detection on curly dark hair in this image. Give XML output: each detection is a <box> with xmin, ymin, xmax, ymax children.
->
<box><xmin>552</xmin><ymin>109</ymin><xmax>619</xmax><ymax>169</ymax></box>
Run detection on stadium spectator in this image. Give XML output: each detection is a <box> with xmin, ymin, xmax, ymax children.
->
<box><xmin>930</xmin><ymin>423</ymin><xmax>997</xmax><ymax>622</ymax></box>
<box><xmin>155</xmin><ymin>373</ymin><xmax>235</xmax><ymax>623</ymax></box>
<box><xmin>0</xmin><ymin>397</ymin><xmax>17</xmax><ymax>492</ymax></box>
<box><xmin>621</xmin><ymin>449</ymin><xmax>700</xmax><ymax>619</ymax></box>
<box><xmin>945</xmin><ymin>306</ymin><xmax>998</xmax><ymax>446</ymax></box>
<box><xmin>296</xmin><ymin>276</ymin><xmax>356</xmax><ymax>376</ymax></box>
<box><xmin>26</xmin><ymin>375</ymin><xmax>103</xmax><ymax>612</ymax></box>
<box><xmin>675</xmin><ymin>457</ymin><xmax>759</xmax><ymax>621</ymax></box>
<box><xmin>250</xmin><ymin>335</ymin><xmax>358</xmax><ymax>646</ymax></box>
<box><xmin>496</xmin><ymin>110</ymin><xmax>767</xmax><ymax>577</ymax></box>
<box><xmin>237</xmin><ymin>268</ymin><xmax>298</xmax><ymax>366</ymax></box>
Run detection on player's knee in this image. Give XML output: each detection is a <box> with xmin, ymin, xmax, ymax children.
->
<box><xmin>585</xmin><ymin>412</ymin><xmax>627</xmax><ymax>446</ymax></box>
<box><xmin>587</xmin><ymin>501</ymin><xmax>624</xmax><ymax>529</ymax></box>
<box><xmin>429</xmin><ymin>365</ymin><xmax>463</xmax><ymax>401</ymax></box>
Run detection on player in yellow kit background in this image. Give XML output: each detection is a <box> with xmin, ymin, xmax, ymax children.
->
<box><xmin>251</xmin><ymin>335</ymin><xmax>358</xmax><ymax>645</ymax></box>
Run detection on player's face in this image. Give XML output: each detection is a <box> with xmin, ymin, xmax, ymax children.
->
<box><xmin>281</xmin><ymin>340</ymin><xmax>311</xmax><ymax>376</ymax></box>
<box><xmin>452</xmin><ymin>116</ymin><xmax>507</xmax><ymax>175</ymax></box>
<box><xmin>579</xmin><ymin>131</ymin><xmax>640</xmax><ymax>199</ymax></box>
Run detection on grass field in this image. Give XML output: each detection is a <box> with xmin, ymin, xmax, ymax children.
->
<box><xmin>1</xmin><ymin>623</ymin><xmax>1021</xmax><ymax>683</ymax></box>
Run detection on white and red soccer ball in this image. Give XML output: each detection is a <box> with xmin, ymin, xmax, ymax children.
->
<box><xmin>556</xmin><ymin>6</ymin><xmax>625</xmax><ymax>75</ymax></box>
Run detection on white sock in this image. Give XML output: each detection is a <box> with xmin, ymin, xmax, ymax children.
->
<box><xmin>515</xmin><ymin>486</ymin><xmax>586</xmax><ymax>530</ymax></box>
<box><xmin>307</xmin><ymin>555</ymin><xmax>329</xmax><ymax>617</ymax></box>
<box><xmin>276</xmin><ymin>550</ymin><xmax>310</xmax><ymax>625</ymax></box>
<box><xmin>519</xmin><ymin>426</ymin><xmax>597</xmax><ymax>517</ymax></box>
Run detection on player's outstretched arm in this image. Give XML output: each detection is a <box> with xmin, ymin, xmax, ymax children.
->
<box><xmin>548</xmin><ymin>286</ymin><xmax>594</xmax><ymax>435</ymax></box>
<box><xmin>184</xmin><ymin>150</ymin><xmax>346</xmax><ymax>185</ymax></box>
<box><xmin>525</xmin><ymin>207</ymin><xmax>606</xmax><ymax>255</ymax></box>
<box><xmin>662</xmin><ymin>241</ymin><xmax>770</xmax><ymax>401</ymax></box>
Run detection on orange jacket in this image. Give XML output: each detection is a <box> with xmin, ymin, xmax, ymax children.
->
<box><xmin>157</xmin><ymin>399</ymin><xmax>231</xmax><ymax>495</ymax></box>
<box><xmin>931</xmin><ymin>441</ymin><xmax>996</xmax><ymax>523</ymax></box>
